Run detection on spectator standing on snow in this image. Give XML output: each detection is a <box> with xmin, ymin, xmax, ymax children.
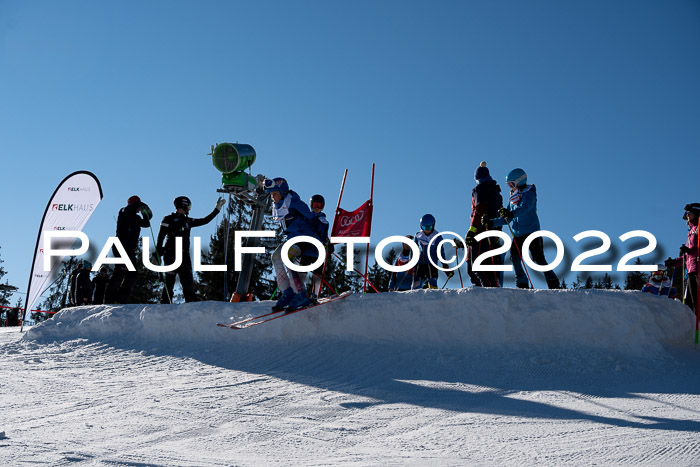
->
<box><xmin>74</xmin><ymin>260</ymin><xmax>94</xmax><ymax>306</ymax></box>
<box><xmin>679</xmin><ymin>203</ymin><xmax>700</xmax><ymax>311</ymax></box>
<box><xmin>156</xmin><ymin>195</ymin><xmax>225</xmax><ymax>303</ymax></box>
<box><xmin>106</xmin><ymin>195</ymin><xmax>153</xmax><ymax>304</ymax></box>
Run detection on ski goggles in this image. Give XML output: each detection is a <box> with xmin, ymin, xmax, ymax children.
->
<box><xmin>421</xmin><ymin>224</ymin><xmax>434</xmax><ymax>231</ymax></box>
<box><xmin>507</xmin><ymin>181</ymin><xmax>517</xmax><ymax>189</ymax></box>
<box><xmin>263</xmin><ymin>179</ymin><xmax>276</xmax><ymax>189</ymax></box>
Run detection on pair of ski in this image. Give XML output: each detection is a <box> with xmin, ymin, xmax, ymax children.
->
<box><xmin>217</xmin><ymin>291</ymin><xmax>352</xmax><ymax>330</ymax></box>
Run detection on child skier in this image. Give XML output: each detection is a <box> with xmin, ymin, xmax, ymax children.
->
<box><xmin>388</xmin><ymin>235</ymin><xmax>418</xmax><ymax>291</ymax></box>
<box><xmin>309</xmin><ymin>194</ymin><xmax>331</xmax><ymax>300</ymax></box>
<box><xmin>414</xmin><ymin>214</ymin><xmax>453</xmax><ymax>289</ymax></box>
<box><xmin>641</xmin><ymin>266</ymin><xmax>679</xmax><ymax>299</ymax></box>
<box><xmin>491</xmin><ymin>168</ymin><xmax>560</xmax><ymax>289</ymax></box>
<box><xmin>264</xmin><ymin>178</ymin><xmax>323</xmax><ymax>311</ymax></box>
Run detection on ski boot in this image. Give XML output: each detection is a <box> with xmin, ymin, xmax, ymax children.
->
<box><xmin>308</xmin><ymin>292</ymin><xmax>320</xmax><ymax>305</ymax></box>
<box><xmin>271</xmin><ymin>287</ymin><xmax>295</xmax><ymax>312</ymax></box>
<box><xmin>286</xmin><ymin>290</ymin><xmax>312</xmax><ymax>313</ymax></box>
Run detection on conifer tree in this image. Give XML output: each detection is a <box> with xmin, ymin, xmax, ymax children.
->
<box><xmin>0</xmin><ymin>246</ymin><xmax>11</xmax><ymax>308</ymax></box>
<box><xmin>624</xmin><ymin>258</ymin><xmax>647</xmax><ymax>291</ymax></box>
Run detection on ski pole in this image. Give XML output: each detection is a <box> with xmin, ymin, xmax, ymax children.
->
<box><xmin>148</xmin><ymin>224</ymin><xmax>172</xmax><ymax>304</ymax></box>
<box><xmin>683</xmin><ymin>255</ymin><xmax>687</xmax><ymax>305</ymax></box>
<box><xmin>504</xmin><ymin>220</ymin><xmax>534</xmax><ymax>289</ymax></box>
<box><xmin>441</xmin><ymin>274</ymin><xmax>453</xmax><ymax>289</ymax></box>
<box><xmin>454</xmin><ymin>245</ymin><xmax>464</xmax><ymax>288</ymax></box>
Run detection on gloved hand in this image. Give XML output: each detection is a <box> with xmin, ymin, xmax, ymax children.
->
<box><xmin>465</xmin><ymin>227</ymin><xmax>477</xmax><ymax>246</ymax></box>
<box><xmin>680</xmin><ymin>245</ymin><xmax>693</xmax><ymax>255</ymax></box>
<box><xmin>140</xmin><ymin>204</ymin><xmax>153</xmax><ymax>220</ymax></box>
<box><xmin>465</xmin><ymin>234</ymin><xmax>476</xmax><ymax>246</ymax></box>
<box><xmin>481</xmin><ymin>214</ymin><xmax>492</xmax><ymax>230</ymax></box>
<box><xmin>454</xmin><ymin>242</ymin><xmax>464</xmax><ymax>250</ymax></box>
<box><xmin>665</xmin><ymin>256</ymin><xmax>682</xmax><ymax>269</ymax></box>
<box><xmin>288</xmin><ymin>244</ymin><xmax>302</xmax><ymax>261</ymax></box>
<box><xmin>216</xmin><ymin>197</ymin><xmax>226</xmax><ymax>211</ymax></box>
<box><xmin>499</xmin><ymin>207</ymin><xmax>513</xmax><ymax>221</ymax></box>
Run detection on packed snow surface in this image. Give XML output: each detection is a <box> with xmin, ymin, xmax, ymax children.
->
<box><xmin>2</xmin><ymin>288</ymin><xmax>700</xmax><ymax>465</ymax></box>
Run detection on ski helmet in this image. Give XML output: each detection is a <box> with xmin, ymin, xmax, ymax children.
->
<box><xmin>263</xmin><ymin>178</ymin><xmax>289</xmax><ymax>196</ymax></box>
<box><xmin>651</xmin><ymin>266</ymin><xmax>665</xmax><ymax>282</ymax></box>
<box><xmin>174</xmin><ymin>196</ymin><xmax>192</xmax><ymax>211</ymax></box>
<box><xmin>127</xmin><ymin>195</ymin><xmax>141</xmax><ymax>205</ymax></box>
<box><xmin>310</xmin><ymin>194</ymin><xmax>325</xmax><ymax>210</ymax></box>
<box><xmin>420</xmin><ymin>214</ymin><xmax>436</xmax><ymax>232</ymax></box>
<box><xmin>506</xmin><ymin>168</ymin><xmax>527</xmax><ymax>188</ymax></box>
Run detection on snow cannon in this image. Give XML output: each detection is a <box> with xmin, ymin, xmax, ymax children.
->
<box><xmin>210</xmin><ymin>143</ymin><xmax>258</xmax><ymax>191</ymax></box>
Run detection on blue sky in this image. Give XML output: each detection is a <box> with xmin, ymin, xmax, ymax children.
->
<box><xmin>1</xmin><ymin>0</ymin><xmax>699</xmax><ymax>302</ymax></box>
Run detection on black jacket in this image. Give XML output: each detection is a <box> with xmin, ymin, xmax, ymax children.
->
<box><xmin>74</xmin><ymin>269</ymin><xmax>93</xmax><ymax>305</ymax></box>
<box><xmin>470</xmin><ymin>179</ymin><xmax>503</xmax><ymax>232</ymax></box>
<box><xmin>92</xmin><ymin>273</ymin><xmax>108</xmax><ymax>304</ymax></box>
<box><xmin>116</xmin><ymin>203</ymin><xmax>151</xmax><ymax>254</ymax></box>
<box><xmin>157</xmin><ymin>209</ymin><xmax>219</xmax><ymax>261</ymax></box>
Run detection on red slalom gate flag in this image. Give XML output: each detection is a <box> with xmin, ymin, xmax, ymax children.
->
<box><xmin>331</xmin><ymin>199</ymin><xmax>373</xmax><ymax>238</ymax></box>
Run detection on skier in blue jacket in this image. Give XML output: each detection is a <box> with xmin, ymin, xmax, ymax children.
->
<box><xmin>265</xmin><ymin>178</ymin><xmax>322</xmax><ymax>311</ymax></box>
<box><xmin>490</xmin><ymin>168</ymin><xmax>560</xmax><ymax>289</ymax></box>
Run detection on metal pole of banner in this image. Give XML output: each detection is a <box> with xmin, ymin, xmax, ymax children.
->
<box><xmin>363</xmin><ymin>164</ymin><xmax>375</xmax><ymax>293</ymax></box>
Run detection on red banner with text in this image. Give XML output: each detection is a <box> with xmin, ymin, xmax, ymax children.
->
<box><xmin>330</xmin><ymin>200</ymin><xmax>373</xmax><ymax>238</ymax></box>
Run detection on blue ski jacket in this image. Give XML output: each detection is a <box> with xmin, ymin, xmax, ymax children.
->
<box><xmin>492</xmin><ymin>184</ymin><xmax>540</xmax><ymax>237</ymax></box>
<box><xmin>273</xmin><ymin>191</ymin><xmax>320</xmax><ymax>242</ymax></box>
<box><xmin>414</xmin><ymin>229</ymin><xmax>448</xmax><ymax>266</ymax></box>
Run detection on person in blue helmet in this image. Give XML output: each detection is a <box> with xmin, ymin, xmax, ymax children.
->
<box><xmin>414</xmin><ymin>214</ymin><xmax>453</xmax><ymax>289</ymax></box>
<box><xmin>490</xmin><ymin>168</ymin><xmax>560</xmax><ymax>289</ymax></box>
<box><xmin>264</xmin><ymin>178</ymin><xmax>323</xmax><ymax>311</ymax></box>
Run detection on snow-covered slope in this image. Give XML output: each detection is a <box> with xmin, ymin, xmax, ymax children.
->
<box><xmin>2</xmin><ymin>288</ymin><xmax>700</xmax><ymax>465</ymax></box>
<box><xmin>25</xmin><ymin>288</ymin><xmax>694</xmax><ymax>354</ymax></box>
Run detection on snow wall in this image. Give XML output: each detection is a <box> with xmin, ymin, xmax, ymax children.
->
<box><xmin>23</xmin><ymin>288</ymin><xmax>696</xmax><ymax>357</ymax></box>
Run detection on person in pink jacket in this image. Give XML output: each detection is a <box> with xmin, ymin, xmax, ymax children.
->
<box><xmin>680</xmin><ymin>203</ymin><xmax>700</xmax><ymax>311</ymax></box>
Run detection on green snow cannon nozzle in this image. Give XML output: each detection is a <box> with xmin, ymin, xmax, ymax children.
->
<box><xmin>211</xmin><ymin>142</ymin><xmax>258</xmax><ymax>191</ymax></box>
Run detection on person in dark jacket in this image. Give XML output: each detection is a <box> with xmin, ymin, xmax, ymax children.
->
<box><xmin>156</xmin><ymin>195</ymin><xmax>225</xmax><ymax>303</ymax></box>
<box><xmin>67</xmin><ymin>261</ymin><xmax>82</xmax><ymax>307</ymax></box>
<box><xmin>309</xmin><ymin>194</ymin><xmax>331</xmax><ymax>300</ymax></box>
<box><xmin>74</xmin><ymin>260</ymin><xmax>94</xmax><ymax>306</ymax></box>
<box><xmin>462</xmin><ymin>161</ymin><xmax>503</xmax><ymax>287</ymax></box>
<box><xmin>106</xmin><ymin>195</ymin><xmax>153</xmax><ymax>304</ymax></box>
<box><xmin>92</xmin><ymin>266</ymin><xmax>110</xmax><ymax>305</ymax></box>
